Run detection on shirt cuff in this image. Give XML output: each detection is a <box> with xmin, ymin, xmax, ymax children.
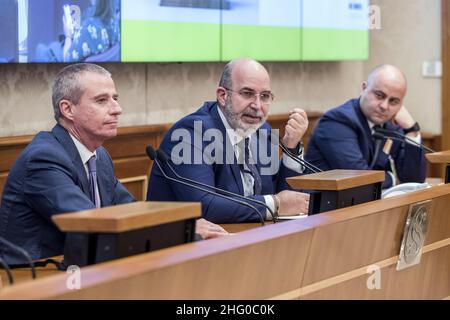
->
<box><xmin>263</xmin><ymin>195</ymin><xmax>276</xmax><ymax>220</ymax></box>
<box><xmin>406</xmin><ymin>132</ymin><xmax>421</xmax><ymax>145</ymax></box>
<box><xmin>282</xmin><ymin>153</ymin><xmax>304</xmax><ymax>173</ymax></box>
<box><xmin>387</xmin><ymin>171</ymin><xmax>398</xmax><ymax>187</ymax></box>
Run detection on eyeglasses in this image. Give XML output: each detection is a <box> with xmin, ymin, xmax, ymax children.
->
<box><xmin>223</xmin><ymin>87</ymin><xmax>274</xmax><ymax>104</ymax></box>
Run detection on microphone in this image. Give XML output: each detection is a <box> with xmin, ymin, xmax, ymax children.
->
<box><xmin>277</xmin><ymin>139</ymin><xmax>323</xmax><ymax>173</ymax></box>
<box><xmin>146</xmin><ymin>146</ymin><xmax>266</xmax><ymax>225</ymax></box>
<box><xmin>369</xmin><ymin>133</ymin><xmax>384</xmax><ymax>169</ymax></box>
<box><xmin>0</xmin><ymin>256</ymin><xmax>14</xmax><ymax>285</ymax></box>
<box><xmin>156</xmin><ymin>149</ymin><xmax>276</xmax><ymax>222</ymax></box>
<box><xmin>374</xmin><ymin>127</ymin><xmax>436</xmax><ymax>153</ymax></box>
<box><xmin>0</xmin><ymin>237</ymin><xmax>36</xmax><ymax>279</ymax></box>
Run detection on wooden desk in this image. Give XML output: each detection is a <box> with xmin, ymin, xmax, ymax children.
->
<box><xmin>1</xmin><ymin>183</ymin><xmax>449</xmax><ymax>300</ymax></box>
<box><xmin>221</xmin><ymin>222</ymin><xmax>269</xmax><ymax>233</ymax></box>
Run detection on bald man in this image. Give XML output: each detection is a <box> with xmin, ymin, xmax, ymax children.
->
<box><xmin>305</xmin><ymin>64</ymin><xmax>426</xmax><ymax>189</ymax></box>
<box><xmin>147</xmin><ymin>58</ymin><xmax>310</xmax><ymax>223</ymax></box>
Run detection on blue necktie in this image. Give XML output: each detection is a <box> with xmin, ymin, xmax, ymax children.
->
<box><xmin>87</xmin><ymin>155</ymin><xmax>100</xmax><ymax>208</ymax></box>
<box><xmin>241</xmin><ymin>138</ymin><xmax>262</xmax><ymax>195</ymax></box>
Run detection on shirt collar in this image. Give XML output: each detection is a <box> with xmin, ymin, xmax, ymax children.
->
<box><xmin>217</xmin><ymin>105</ymin><xmax>249</xmax><ymax>147</ymax></box>
<box><xmin>69</xmin><ymin>134</ymin><xmax>97</xmax><ymax>165</ymax></box>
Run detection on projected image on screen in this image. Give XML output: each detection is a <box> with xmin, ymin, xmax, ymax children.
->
<box><xmin>0</xmin><ymin>0</ymin><xmax>19</xmax><ymax>63</ymax></box>
<box><xmin>121</xmin><ymin>0</ymin><xmax>221</xmax><ymax>62</ymax></box>
<box><xmin>302</xmin><ymin>0</ymin><xmax>369</xmax><ymax>61</ymax></box>
<box><xmin>221</xmin><ymin>0</ymin><xmax>301</xmax><ymax>61</ymax></box>
<box><xmin>2</xmin><ymin>0</ymin><xmax>121</xmax><ymax>63</ymax></box>
<box><xmin>122</xmin><ymin>0</ymin><xmax>369</xmax><ymax>62</ymax></box>
<box><xmin>0</xmin><ymin>0</ymin><xmax>369</xmax><ymax>63</ymax></box>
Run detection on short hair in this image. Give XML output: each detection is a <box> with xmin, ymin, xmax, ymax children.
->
<box><xmin>219</xmin><ymin>61</ymin><xmax>233</xmax><ymax>89</ymax></box>
<box><xmin>52</xmin><ymin>63</ymin><xmax>111</xmax><ymax>122</ymax></box>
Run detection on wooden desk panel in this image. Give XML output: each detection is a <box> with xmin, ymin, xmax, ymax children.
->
<box><xmin>1</xmin><ymin>184</ymin><xmax>449</xmax><ymax>300</ymax></box>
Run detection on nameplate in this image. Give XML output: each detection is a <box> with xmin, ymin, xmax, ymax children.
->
<box><xmin>396</xmin><ymin>200</ymin><xmax>430</xmax><ymax>271</ymax></box>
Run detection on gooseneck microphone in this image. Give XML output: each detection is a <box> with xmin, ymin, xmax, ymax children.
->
<box><xmin>0</xmin><ymin>237</ymin><xmax>36</xmax><ymax>279</ymax></box>
<box><xmin>278</xmin><ymin>139</ymin><xmax>323</xmax><ymax>173</ymax></box>
<box><xmin>374</xmin><ymin>127</ymin><xmax>436</xmax><ymax>153</ymax></box>
<box><xmin>155</xmin><ymin>149</ymin><xmax>276</xmax><ymax>222</ymax></box>
<box><xmin>0</xmin><ymin>257</ymin><xmax>14</xmax><ymax>285</ymax></box>
<box><xmin>370</xmin><ymin>133</ymin><xmax>384</xmax><ymax>169</ymax></box>
<box><xmin>146</xmin><ymin>146</ymin><xmax>266</xmax><ymax>225</ymax></box>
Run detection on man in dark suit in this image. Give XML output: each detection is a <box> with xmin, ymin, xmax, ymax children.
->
<box><xmin>0</xmin><ymin>63</ymin><xmax>227</xmax><ymax>264</ymax></box>
<box><xmin>147</xmin><ymin>58</ymin><xmax>310</xmax><ymax>223</ymax></box>
<box><xmin>305</xmin><ymin>64</ymin><xmax>426</xmax><ymax>189</ymax></box>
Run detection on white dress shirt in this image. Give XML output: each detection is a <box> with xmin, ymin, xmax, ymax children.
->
<box><xmin>217</xmin><ymin>108</ymin><xmax>304</xmax><ymax>219</ymax></box>
<box><xmin>69</xmin><ymin>134</ymin><xmax>101</xmax><ymax>207</ymax></box>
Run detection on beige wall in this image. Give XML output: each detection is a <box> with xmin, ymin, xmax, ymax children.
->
<box><xmin>0</xmin><ymin>0</ymin><xmax>441</xmax><ymax>137</ymax></box>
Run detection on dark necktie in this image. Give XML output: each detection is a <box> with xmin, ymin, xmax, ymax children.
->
<box><xmin>87</xmin><ymin>155</ymin><xmax>100</xmax><ymax>208</ymax></box>
<box><xmin>241</xmin><ymin>138</ymin><xmax>262</xmax><ymax>195</ymax></box>
<box><xmin>370</xmin><ymin>125</ymin><xmax>383</xmax><ymax>169</ymax></box>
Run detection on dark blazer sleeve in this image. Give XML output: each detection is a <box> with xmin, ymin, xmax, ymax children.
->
<box><xmin>310</xmin><ymin>116</ymin><xmax>395</xmax><ymax>188</ymax></box>
<box><xmin>312</xmin><ymin>117</ymin><xmax>372</xmax><ymax>169</ymax></box>
<box><xmin>153</xmin><ymin>142</ymin><xmax>267</xmax><ymax>224</ymax></box>
<box><xmin>23</xmin><ymin>148</ymin><xmax>96</xmax><ymax>223</ymax></box>
<box><xmin>391</xmin><ymin>133</ymin><xmax>427</xmax><ymax>184</ymax></box>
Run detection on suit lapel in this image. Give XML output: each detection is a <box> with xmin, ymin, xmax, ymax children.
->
<box><xmin>51</xmin><ymin>124</ymin><xmax>91</xmax><ymax>199</ymax></box>
<box><xmin>96</xmin><ymin>150</ymin><xmax>113</xmax><ymax>206</ymax></box>
<box><xmin>354</xmin><ymin>100</ymin><xmax>375</xmax><ymax>159</ymax></box>
<box><xmin>210</xmin><ymin>104</ymin><xmax>245</xmax><ymax>195</ymax></box>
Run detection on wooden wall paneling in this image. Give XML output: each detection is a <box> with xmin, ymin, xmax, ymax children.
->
<box><xmin>267</xmin><ymin>111</ymin><xmax>323</xmax><ymax>152</ymax></box>
<box><xmin>0</xmin><ymin>114</ymin><xmax>442</xmax><ymax>200</ymax></box>
<box><xmin>422</xmin><ymin>132</ymin><xmax>442</xmax><ymax>177</ymax></box>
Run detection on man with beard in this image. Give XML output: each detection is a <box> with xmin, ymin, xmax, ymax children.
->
<box><xmin>305</xmin><ymin>64</ymin><xmax>426</xmax><ymax>189</ymax></box>
<box><xmin>147</xmin><ymin>58</ymin><xmax>310</xmax><ymax>223</ymax></box>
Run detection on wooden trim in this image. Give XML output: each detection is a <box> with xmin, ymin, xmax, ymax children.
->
<box><xmin>287</xmin><ymin>170</ymin><xmax>384</xmax><ymax>191</ymax></box>
<box><xmin>0</xmin><ymin>113</ymin><xmax>443</xmax><ymax>201</ymax></box>
<box><xmin>119</xmin><ymin>175</ymin><xmax>148</xmax><ymax>201</ymax></box>
<box><xmin>442</xmin><ymin>0</ymin><xmax>450</xmax><ymax>152</ymax></box>
<box><xmin>426</xmin><ymin>150</ymin><xmax>450</xmax><ymax>163</ymax></box>
<box><xmin>119</xmin><ymin>175</ymin><xmax>147</xmax><ymax>184</ymax></box>
<box><xmin>269</xmin><ymin>238</ymin><xmax>450</xmax><ymax>300</ymax></box>
<box><xmin>52</xmin><ymin>201</ymin><xmax>201</xmax><ymax>233</ymax></box>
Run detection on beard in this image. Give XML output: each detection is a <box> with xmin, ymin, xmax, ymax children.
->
<box><xmin>222</xmin><ymin>98</ymin><xmax>267</xmax><ymax>138</ymax></box>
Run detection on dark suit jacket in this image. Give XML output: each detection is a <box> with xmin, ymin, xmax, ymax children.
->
<box><xmin>305</xmin><ymin>98</ymin><xmax>426</xmax><ymax>188</ymax></box>
<box><xmin>0</xmin><ymin>124</ymin><xmax>134</xmax><ymax>263</ymax></box>
<box><xmin>147</xmin><ymin>101</ymin><xmax>301</xmax><ymax>223</ymax></box>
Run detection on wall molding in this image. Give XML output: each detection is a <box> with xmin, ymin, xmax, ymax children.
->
<box><xmin>0</xmin><ymin>112</ymin><xmax>441</xmax><ymax>200</ymax></box>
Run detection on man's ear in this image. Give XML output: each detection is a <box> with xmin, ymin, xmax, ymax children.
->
<box><xmin>216</xmin><ymin>87</ymin><xmax>227</xmax><ymax>106</ymax></box>
<box><xmin>59</xmin><ymin>100</ymin><xmax>75</xmax><ymax>121</ymax></box>
<box><xmin>361</xmin><ymin>81</ymin><xmax>368</xmax><ymax>92</ymax></box>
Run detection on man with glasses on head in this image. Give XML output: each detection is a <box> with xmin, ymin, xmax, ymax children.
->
<box><xmin>305</xmin><ymin>64</ymin><xmax>426</xmax><ymax>189</ymax></box>
<box><xmin>147</xmin><ymin>58</ymin><xmax>310</xmax><ymax>223</ymax></box>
